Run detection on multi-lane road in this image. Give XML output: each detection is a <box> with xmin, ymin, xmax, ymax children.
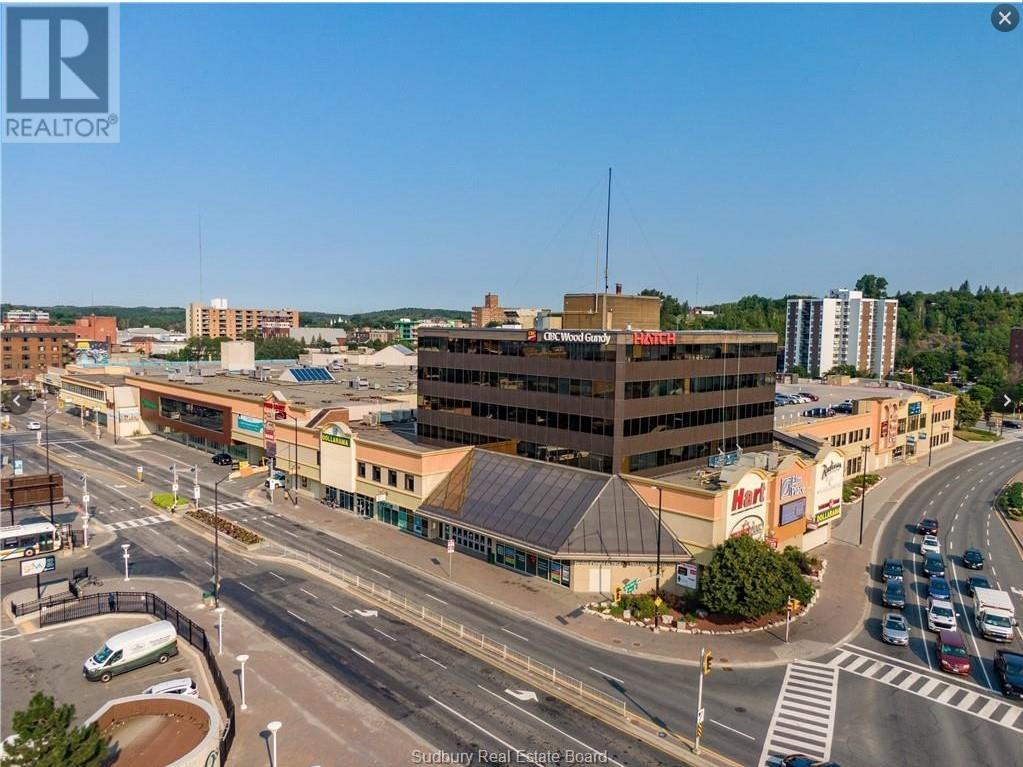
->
<box><xmin>3</xmin><ymin>406</ymin><xmax>1022</xmax><ymax>766</ymax></box>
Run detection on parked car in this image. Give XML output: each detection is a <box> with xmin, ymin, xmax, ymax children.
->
<box><xmin>832</xmin><ymin>401</ymin><xmax>854</xmax><ymax>414</ymax></box>
<box><xmin>936</xmin><ymin>630</ymin><xmax>971</xmax><ymax>675</ymax></box>
<box><xmin>921</xmin><ymin>535</ymin><xmax>941</xmax><ymax>555</ymax></box>
<box><xmin>917</xmin><ymin>518</ymin><xmax>939</xmax><ymax>535</ymax></box>
<box><xmin>882</xmin><ymin>558</ymin><xmax>904</xmax><ymax>582</ymax></box>
<box><xmin>927</xmin><ymin>598</ymin><xmax>957</xmax><ymax>632</ymax></box>
<box><xmin>1003</xmin><ymin>420</ymin><xmax>1022</xmax><ymax>430</ymax></box>
<box><xmin>781</xmin><ymin>756</ymin><xmax>841</xmax><ymax>767</ymax></box>
<box><xmin>881</xmin><ymin>612</ymin><xmax>910</xmax><ymax>646</ymax></box>
<box><xmin>882</xmin><ymin>579</ymin><xmax>906</xmax><ymax>609</ymax></box>
<box><xmin>797</xmin><ymin>392</ymin><xmax>819</xmax><ymax>402</ymax></box>
<box><xmin>994</xmin><ymin>650</ymin><xmax>1023</xmax><ymax>699</ymax></box>
<box><xmin>923</xmin><ymin>552</ymin><xmax>946</xmax><ymax>578</ymax></box>
<box><xmin>803</xmin><ymin>407</ymin><xmax>835</xmax><ymax>418</ymax></box>
<box><xmin>967</xmin><ymin>575</ymin><xmax>991</xmax><ymax>596</ymax></box>
<box><xmin>928</xmin><ymin>576</ymin><xmax>951</xmax><ymax>602</ymax></box>
<box><xmin>142</xmin><ymin>677</ymin><xmax>199</xmax><ymax>698</ymax></box>
<box><xmin>264</xmin><ymin>470</ymin><xmax>288</xmax><ymax>490</ymax></box>
<box><xmin>962</xmin><ymin>548</ymin><xmax>984</xmax><ymax>570</ymax></box>
<box><xmin>211</xmin><ymin>452</ymin><xmax>234</xmax><ymax>466</ymax></box>
<box><xmin>26</xmin><ymin>421</ymin><xmax>41</xmax><ymax>430</ymax></box>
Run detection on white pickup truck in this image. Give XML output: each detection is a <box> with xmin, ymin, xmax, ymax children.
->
<box><xmin>974</xmin><ymin>587</ymin><xmax>1017</xmax><ymax>642</ymax></box>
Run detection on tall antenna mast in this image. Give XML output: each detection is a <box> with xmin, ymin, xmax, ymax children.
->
<box><xmin>602</xmin><ymin>167</ymin><xmax>611</xmax><ymax>330</ymax></box>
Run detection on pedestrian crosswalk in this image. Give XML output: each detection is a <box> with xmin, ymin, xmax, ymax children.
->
<box><xmin>830</xmin><ymin>646</ymin><xmax>1023</xmax><ymax>733</ymax></box>
<box><xmin>105</xmin><ymin>514</ymin><xmax>171</xmax><ymax>531</ymax></box>
<box><xmin>759</xmin><ymin>659</ymin><xmax>839</xmax><ymax>765</ymax></box>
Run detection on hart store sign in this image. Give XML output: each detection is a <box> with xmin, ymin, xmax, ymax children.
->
<box><xmin>726</xmin><ymin>473</ymin><xmax>768</xmax><ymax>541</ymax></box>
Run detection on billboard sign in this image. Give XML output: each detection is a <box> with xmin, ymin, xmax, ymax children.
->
<box><xmin>908</xmin><ymin>401</ymin><xmax>922</xmax><ymax>416</ymax></box>
<box><xmin>72</xmin><ymin>340</ymin><xmax>109</xmax><ymax>366</ymax></box>
<box><xmin>632</xmin><ymin>331</ymin><xmax>676</xmax><ymax>345</ymax></box>
<box><xmin>676</xmin><ymin>563</ymin><xmax>698</xmax><ymax>590</ymax></box>
<box><xmin>779</xmin><ymin>497</ymin><xmax>807</xmax><ymax>526</ymax></box>
<box><xmin>20</xmin><ymin>555</ymin><xmax>56</xmax><ymax>577</ymax></box>
<box><xmin>813</xmin><ymin>450</ymin><xmax>844</xmax><ymax>525</ymax></box>
<box><xmin>237</xmin><ymin>415</ymin><xmax>264</xmax><ymax>433</ymax></box>
<box><xmin>527</xmin><ymin>330</ymin><xmax>610</xmax><ymax>344</ymax></box>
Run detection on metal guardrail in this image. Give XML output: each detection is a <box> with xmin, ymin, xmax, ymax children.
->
<box><xmin>11</xmin><ymin>591</ymin><xmax>235</xmax><ymax>762</ymax></box>
<box><xmin>262</xmin><ymin>542</ymin><xmax>632</xmax><ymax>718</ymax></box>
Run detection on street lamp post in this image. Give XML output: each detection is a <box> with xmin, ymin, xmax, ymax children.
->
<box><xmin>267</xmin><ymin>721</ymin><xmax>282</xmax><ymax>767</ymax></box>
<box><xmin>121</xmin><ymin>543</ymin><xmax>131</xmax><ymax>582</ymax></box>
<box><xmin>82</xmin><ymin>473</ymin><xmax>90</xmax><ymax>547</ymax></box>
<box><xmin>655</xmin><ymin>486</ymin><xmax>663</xmax><ymax>594</ymax></box>
<box><xmin>215</xmin><ymin>606</ymin><xmax>226</xmax><ymax>655</ymax></box>
<box><xmin>214</xmin><ymin>473</ymin><xmax>230</xmax><ymax>607</ymax></box>
<box><xmin>859</xmin><ymin>445</ymin><xmax>869</xmax><ymax>546</ymax></box>
<box><xmin>290</xmin><ymin>416</ymin><xmax>299</xmax><ymax>506</ymax></box>
<box><xmin>44</xmin><ymin>407</ymin><xmax>54</xmax><ymax>524</ymax></box>
<box><xmin>236</xmin><ymin>654</ymin><xmax>249</xmax><ymax>710</ymax></box>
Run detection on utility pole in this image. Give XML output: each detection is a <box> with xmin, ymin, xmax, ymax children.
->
<box><xmin>170</xmin><ymin>464</ymin><xmax>179</xmax><ymax>512</ymax></box>
<box><xmin>655</xmin><ymin>486</ymin><xmax>663</xmax><ymax>594</ymax></box>
<box><xmin>859</xmin><ymin>445</ymin><xmax>868</xmax><ymax>546</ymax></box>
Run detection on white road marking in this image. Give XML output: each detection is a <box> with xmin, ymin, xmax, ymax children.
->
<box><xmin>282</xmin><ymin>529</ymin><xmax>299</xmax><ymax>538</ymax></box>
<box><xmin>299</xmin><ymin>587</ymin><xmax>320</xmax><ymax>600</ymax></box>
<box><xmin>476</xmin><ymin>684</ymin><xmax>627</xmax><ymax>767</ymax></box>
<box><xmin>424</xmin><ymin>593</ymin><xmax>448</xmax><ymax>604</ymax></box>
<box><xmin>285</xmin><ymin>609</ymin><xmax>308</xmax><ymax>623</ymax></box>
<box><xmin>419</xmin><ymin>653</ymin><xmax>447</xmax><ymax>669</ymax></box>
<box><xmin>268</xmin><ymin>571</ymin><xmax>286</xmax><ymax>582</ymax></box>
<box><xmin>351</xmin><ymin>647</ymin><xmax>376</xmax><ymax>665</ymax></box>
<box><xmin>758</xmin><ymin>661</ymin><xmax>839</xmax><ymax>765</ymax></box>
<box><xmin>710</xmin><ymin>718</ymin><xmax>756</xmax><ymax>741</ymax></box>
<box><xmin>501</xmin><ymin>627</ymin><xmax>530</xmax><ymax>642</ymax></box>
<box><xmin>373</xmin><ymin>627</ymin><xmax>397</xmax><ymax>641</ymax></box>
<box><xmin>325</xmin><ymin>547</ymin><xmax>344</xmax><ymax>558</ymax></box>
<box><xmin>370</xmin><ymin>567</ymin><xmax>392</xmax><ymax>579</ymax></box>
<box><xmin>242</xmin><ymin>558</ymin><xmax>258</xmax><ymax>567</ymax></box>
<box><xmin>427</xmin><ymin>695</ymin><xmax>538</xmax><ymax>764</ymax></box>
<box><xmin>176</xmin><ymin>544</ymin><xmax>189</xmax><ymax>553</ymax></box>
<box><xmin>589</xmin><ymin>667</ymin><xmax>626</xmax><ymax>686</ymax></box>
<box><xmin>331</xmin><ymin>605</ymin><xmax>352</xmax><ymax>617</ymax></box>
<box><xmin>239</xmin><ymin>583</ymin><xmax>255</xmax><ymax>592</ymax></box>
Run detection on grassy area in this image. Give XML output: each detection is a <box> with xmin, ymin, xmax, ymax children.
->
<box><xmin>954</xmin><ymin>427</ymin><xmax>1001</xmax><ymax>442</ymax></box>
<box><xmin>151</xmin><ymin>492</ymin><xmax>182</xmax><ymax>509</ymax></box>
<box><xmin>997</xmin><ymin>482</ymin><xmax>1023</xmax><ymax>520</ymax></box>
<box><xmin>842</xmin><ymin>473</ymin><xmax>881</xmax><ymax>503</ymax></box>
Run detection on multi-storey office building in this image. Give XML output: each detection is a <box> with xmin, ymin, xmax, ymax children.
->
<box><xmin>1</xmin><ymin>329</ymin><xmax>74</xmax><ymax>385</ymax></box>
<box><xmin>784</xmin><ymin>288</ymin><xmax>898</xmax><ymax>377</ymax></box>
<box><xmin>417</xmin><ymin>327</ymin><xmax>778</xmax><ymax>475</ymax></box>
<box><xmin>186</xmin><ymin>299</ymin><xmax>299</xmax><ymax>340</ymax></box>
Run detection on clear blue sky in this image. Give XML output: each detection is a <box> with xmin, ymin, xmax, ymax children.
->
<box><xmin>3</xmin><ymin>3</ymin><xmax>1021</xmax><ymax>313</ymax></box>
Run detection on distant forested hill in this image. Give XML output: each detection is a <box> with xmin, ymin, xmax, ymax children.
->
<box><xmin>1</xmin><ymin>304</ymin><xmax>186</xmax><ymax>331</ymax></box>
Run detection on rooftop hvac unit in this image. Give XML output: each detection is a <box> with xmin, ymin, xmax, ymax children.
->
<box><xmin>379</xmin><ymin>411</ymin><xmax>393</xmax><ymax>424</ymax></box>
<box><xmin>367</xmin><ymin>411</ymin><xmax>380</xmax><ymax>426</ymax></box>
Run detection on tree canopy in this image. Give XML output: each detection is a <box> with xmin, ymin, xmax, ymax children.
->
<box><xmin>3</xmin><ymin>692</ymin><xmax>107</xmax><ymax>767</ymax></box>
<box><xmin>699</xmin><ymin>535</ymin><xmax>814</xmax><ymax>619</ymax></box>
<box><xmin>855</xmin><ymin>274</ymin><xmax>889</xmax><ymax>299</ymax></box>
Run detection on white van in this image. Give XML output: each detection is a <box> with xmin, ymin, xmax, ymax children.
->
<box><xmin>84</xmin><ymin>620</ymin><xmax>178</xmax><ymax>682</ymax></box>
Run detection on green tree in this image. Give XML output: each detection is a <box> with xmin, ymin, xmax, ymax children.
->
<box><xmin>955</xmin><ymin>395</ymin><xmax>983</xmax><ymax>429</ymax></box>
<box><xmin>3</xmin><ymin>692</ymin><xmax>107</xmax><ymax>767</ymax></box>
<box><xmin>969</xmin><ymin>384</ymin><xmax>994</xmax><ymax>408</ymax></box>
<box><xmin>176</xmin><ymin>336</ymin><xmax>226</xmax><ymax>361</ymax></box>
<box><xmin>255</xmin><ymin>336</ymin><xmax>305</xmax><ymax>360</ymax></box>
<box><xmin>698</xmin><ymin>535</ymin><xmax>814</xmax><ymax>619</ymax></box>
<box><xmin>825</xmin><ymin>364</ymin><xmax>860</xmax><ymax>377</ymax></box>
<box><xmin>789</xmin><ymin>364</ymin><xmax>809</xmax><ymax>378</ymax></box>
<box><xmin>639</xmin><ymin>288</ymin><xmax>685</xmax><ymax>329</ymax></box>
<box><xmin>855</xmin><ymin>274</ymin><xmax>889</xmax><ymax>299</ymax></box>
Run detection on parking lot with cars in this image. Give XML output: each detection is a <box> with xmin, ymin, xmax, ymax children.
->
<box><xmin>1</xmin><ymin>614</ymin><xmax>210</xmax><ymax>733</ymax></box>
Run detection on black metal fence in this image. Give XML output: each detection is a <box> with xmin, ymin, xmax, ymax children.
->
<box><xmin>12</xmin><ymin>591</ymin><xmax>236</xmax><ymax>762</ymax></box>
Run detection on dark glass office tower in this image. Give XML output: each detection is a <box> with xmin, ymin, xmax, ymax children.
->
<box><xmin>417</xmin><ymin>328</ymin><xmax>777</xmax><ymax>475</ymax></box>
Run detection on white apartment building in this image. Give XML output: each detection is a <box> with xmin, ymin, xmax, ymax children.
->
<box><xmin>785</xmin><ymin>289</ymin><xmax>898</xmax><ymax>378</ymax></box>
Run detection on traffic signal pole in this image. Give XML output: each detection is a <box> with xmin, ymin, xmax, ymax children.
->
<box><xmin>695</xmin><ymin>646</ymin><xmax>706</xmax><ymax>755</ymax></box>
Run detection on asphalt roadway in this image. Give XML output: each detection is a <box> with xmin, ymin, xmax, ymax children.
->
<box><xmin>3</xmin><ymin>409</ymin><xmax>1023</xmax><ymax>767</ymax></box>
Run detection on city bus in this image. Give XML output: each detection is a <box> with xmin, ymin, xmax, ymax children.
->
<box><xmin>0</xmin><ymin>522</ymin><xmax>62</xmax><ymax>561</ymax></box>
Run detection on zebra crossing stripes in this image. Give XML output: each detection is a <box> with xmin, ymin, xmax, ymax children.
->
<box><xmin>105</xmin><ymin>514</ymin><xmax>171</xmax><ymax>531</ymax></box>
<box><xmin>759</xmin><ymin>660</ymin><xmax>839</xmax><ymax>765</ymax></box>
<box><xmin>830</xmin><ymin>648</ymin><xmax>1023</xmax><ymax>733</ymax></box>
<box><xmin>212</xmin><ymin>501</ymin><xmax>257</xmax><ymax>512</ymax></box>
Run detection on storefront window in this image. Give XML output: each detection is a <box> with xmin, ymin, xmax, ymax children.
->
<box><xmin>159</xmin><ymin>396</ymin><xmax>224</xmax><ymax>433</ymax></box>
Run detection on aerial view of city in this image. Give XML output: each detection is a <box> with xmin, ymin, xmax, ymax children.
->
<box><xmin>1</xmin><ymin>2</ymin><xmax>1021</xmax><ymax>767</ymax></box>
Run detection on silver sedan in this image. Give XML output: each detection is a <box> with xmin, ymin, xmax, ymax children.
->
<box><xmin>881</xmin><ymin>612</ymin><xmax>910</xmax><ymax>645</ymax></box>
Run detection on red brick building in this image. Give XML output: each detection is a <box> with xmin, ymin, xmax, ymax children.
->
<box><xmin>73</xmin><ymin>315</ymin><xmax>118</xmax><ymax>346</ymax></box>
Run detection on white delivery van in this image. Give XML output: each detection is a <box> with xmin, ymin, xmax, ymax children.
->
<box><xmin>83</xmin><ymin>620</ymin><xmax>178</xmax><ymax>682</ymax></box>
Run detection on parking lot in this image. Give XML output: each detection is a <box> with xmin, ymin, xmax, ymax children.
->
<box><xmin>1</xmin><ymin>615</ymin><xmax>210</xmax><ymax>737</ymax></box>
<box><xmin>774</xmin><ymin>379</ymin><xmax>915</xmax><ymax>429</ymax></box>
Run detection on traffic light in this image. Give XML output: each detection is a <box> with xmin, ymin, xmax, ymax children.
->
<box><xmin>787</xmin><ymin>598</ymin><xmax>801</xmax><ymax>614</ymax></box>
<box><xmin>702</xmin><ymin>650</ymin><xmax>713</xmax><ymax>676</ymax></box>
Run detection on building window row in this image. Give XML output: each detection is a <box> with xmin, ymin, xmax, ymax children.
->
<box><xmin>63</xmin><ymin>382</ymin><xmax>106</xmax><ymax>400</ymax></box>
<box><xmin>419</xmin><ymin>396</ymin><xmax>614</xmax><ymax>436</ymax></box>
<box><xmin>625</xmin><ymin>342</ymin><xmax>776</xmax><ymax>362</ymax></box>
<box><xmin>159</xmin><ymin>396</ymin><xmax>224</xmax><ymax>433</ymax></box>
<box><xmin>419</xmin><ymin>367</ymin><xmax>614</xmax><ymax>398</ymax></box>
<box><xmin>830</xmin><ymin>427</ymin><xmax>870</xmax><ymax>447</ymax></box>
<box><xmin>624</xmin><ymin>372</ymin><xmax>774</xmax><ymax>400</ymax></box>
<box><xmin>623</xmin><ymin>401</ymin><xmax>774</xmax><ymax>437</ymax></box>
<box><xmin>932</xmin><ymin>409</ymin><xmax>952</xmax><ymax>423</ymax></box>
<box><xmin>931</xmin><ymin>432</ymin><xmax>951</xmax><ymax>447</ymax></box>
<box><xmin>626</xmin><ymin>431</ymin><xmax>774</xmax><ymax>473</ymax></box>
<box><xmin>356</xmin><ymin>462</ymin><xmax>417</xmax><ymax>494</ymax></box>
<box><xmin>419</xmin><ymin>336</ymin><xmax>614</xmax><ymax>361</ymax></box>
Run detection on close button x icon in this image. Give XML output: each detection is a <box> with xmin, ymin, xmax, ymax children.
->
<box><xmin>991</xmin><ymin>4</ymin><xmax>1019</xmax><ymax>31</ymax></box>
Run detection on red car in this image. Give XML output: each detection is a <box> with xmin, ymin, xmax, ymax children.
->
<box><xmin>937</xmin><ymin>630</ymin><xmax>971</xmax><ymax>675</ymax></box>
<box><xmin>797</xmin><ymin>392</ymin><xmax>819</xmax><ymax>401</ymax></box>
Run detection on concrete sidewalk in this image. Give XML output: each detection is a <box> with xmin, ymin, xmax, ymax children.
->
<box><xmin>243</xmin><ymin>440</ymin><xmax>1001</xmax><ymax>668</ymax></box>
<box><xmin>6</xmin><ymin>577</ymin><xmax>430</xmax><ymax>767</ymax></box>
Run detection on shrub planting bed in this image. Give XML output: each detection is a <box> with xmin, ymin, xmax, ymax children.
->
<box><xmin>185</xmin><ymin>509</ymin><xmax>263</xmax><ymax>545</ymax></box>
